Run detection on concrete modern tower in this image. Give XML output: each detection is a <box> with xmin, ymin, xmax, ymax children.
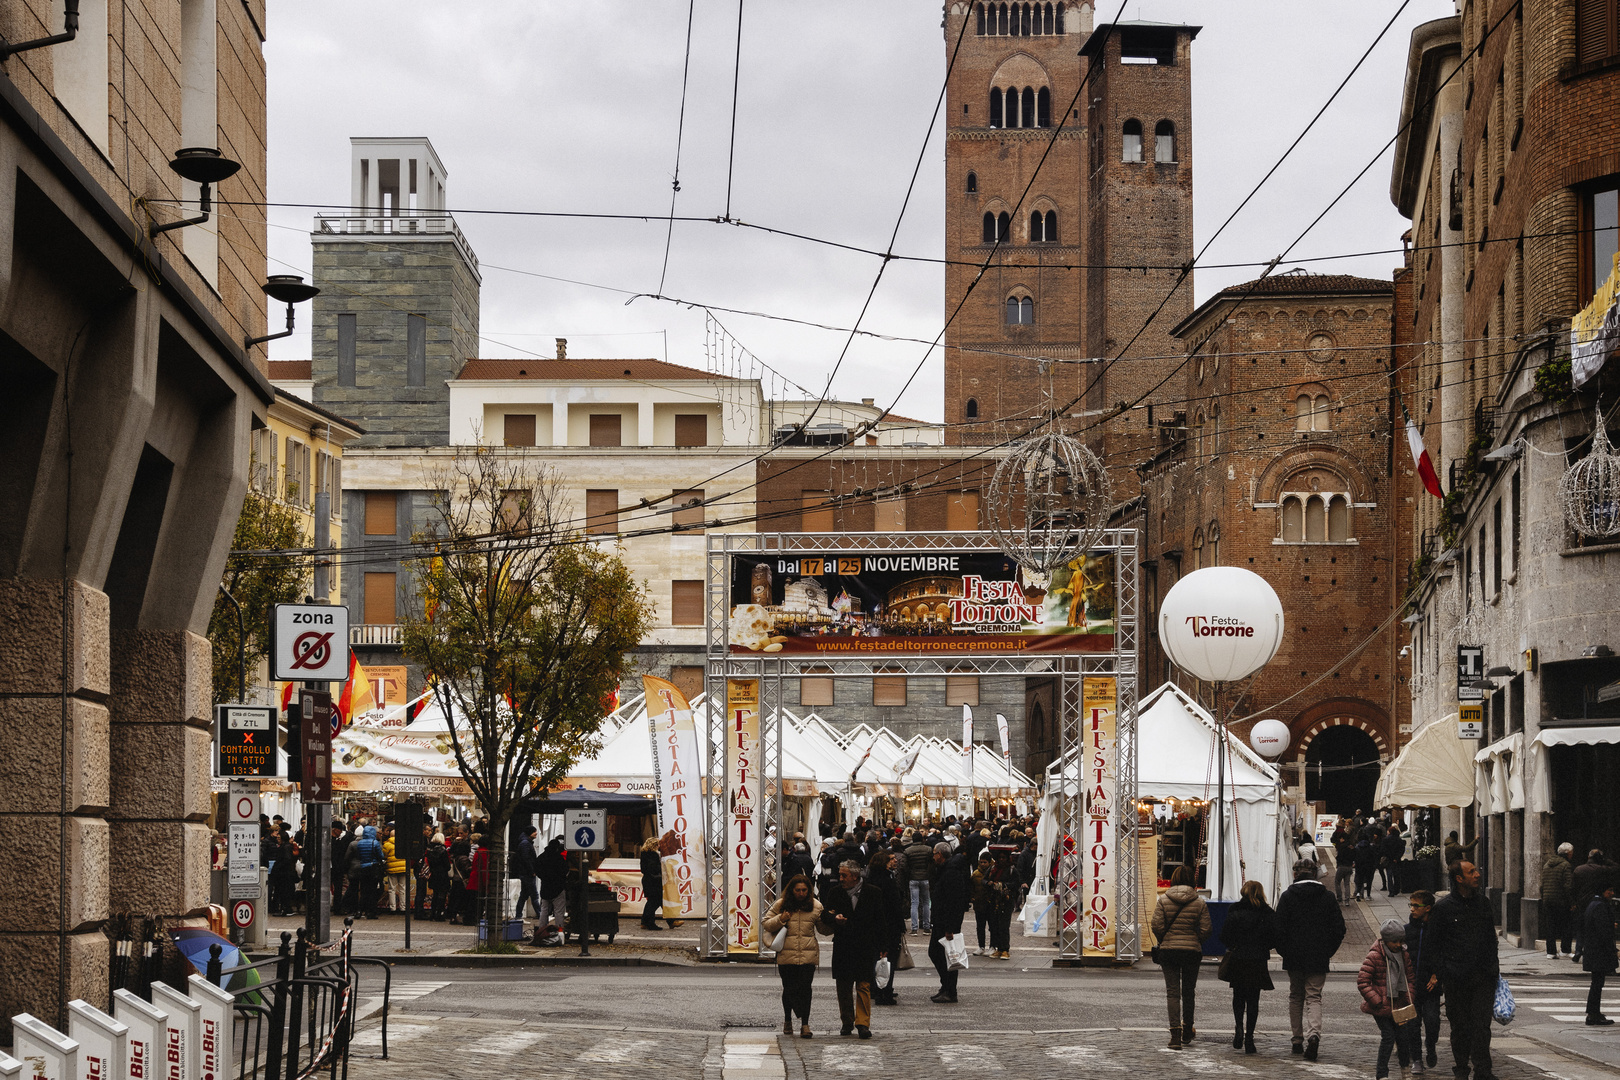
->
<box><xmin>310</xmin><ymin>137</ymin><xmax>481</xmax><ymax>447</ymax></box>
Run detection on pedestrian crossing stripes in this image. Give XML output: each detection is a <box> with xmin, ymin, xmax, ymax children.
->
<box><xmin>935</xmin><ymin>1043</ymin><xmax>1002</xmax><ymax>1071</ymax></box>
<box><xmin>388</xmin><ymin>980</ymin><xmax>451</xmax><ymax>1002</ymax></box>
<box><xmin>577</xmin><ymin>1038</ymin><xmax>659</xmax><ymax>1064</ymax></box>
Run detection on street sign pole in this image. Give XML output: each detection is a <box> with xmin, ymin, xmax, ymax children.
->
<box><xmin>564</xmin><ymin>808</ymin><xmax>606</xmax><ymax>958</ymax></box>
<box><xmin>299</xmin><ymin>688</ymin><xmax>335</xmax><ymax>944</ymax></box>
<box><xmin>226</xmin><ymin>780</ymin><xmax>262</xmax><ymax>946</ymax></box>
<box><xmin>307</xmin><ymin>495</ymin><xmax>334</xmax><ymax>946</ymax></box>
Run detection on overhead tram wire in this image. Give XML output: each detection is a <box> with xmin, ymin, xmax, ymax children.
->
<box><xmin>657</xmin><ymin>0</ymin><xmax>699</xmax><ymax>296</ymax></box>
<box><xmin>724</xmin><ymin>0</ymin><xmax>745</xmax><ymax>223</ymax></box>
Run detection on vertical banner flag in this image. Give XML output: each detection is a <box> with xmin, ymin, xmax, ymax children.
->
<box><xmin>1081</xmin><ymin>676</ymin><xmax>1118</xmax><ymax>959</ymax></box>
<box><xmin>961</xmin><ymin>704</ymin><xmax>975</xmax><ymax>816</ymax></box>
<box><xmin>996</xmin><ymin>713</ymin><xmax>1011</xmax><ymax>792</ymax></box>
<box><xmin>643</xmin><ymin>675</ymin><xmax>707</xmax><ymax>918</ymax></box>
<box><xmin>725</xmin><ymin>678</ymin><xmax>761</xmax><ymax>954</ymax></box>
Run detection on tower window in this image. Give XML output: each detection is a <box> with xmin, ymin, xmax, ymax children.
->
<box><xmin>966</xmin><ymin>398</ymin><xmax>979</xmax><ymax>419</ymax></box>
<box><xmin>1021</xmin><ymin>87</ymin><xmax>1036</xmax><ymax>129</ymax></box>
<box><xmin>1155</xmin><ymin>120</ymin><xmax>1176</xmax><ymax>163</ymax></box>
<box><xmin>975</xmin><ymin>2</ymin><xmax>986</xmax><ymax>34</ymax></box>
<box><xmin>966</xmin><ymin>171</ymin><xmax>977</xmax><ymax>194</ymax></box>
<box><xmin>1056</xmin><ymin>2</ymin><xmax>1065</xmax><ymax>33</ymax></box>
<box><xmin>1029</xmin><ymin>209</ymin><xmax>1057</xmax><ymax>243</ymax></box>
<box><xmin>997</xmin><ymin>212</ymin><xmax>1010</xmax><ymax>241</ymax></box>
<box><xmin>1123</xmin><ymin>120</ymin><xmax>1144</xmax><ymax>162</ymax></box>
<box><xmin>998</xmin><ymin>2</ymin><xmax>1008</xmax><ymax>35</ymax></box>
<box><xmin>989</xmin><ymin>88</ymin><xmax>1003</xmax><ymax>128</ymax></box>
<box><xmin>1006</xmin><ymin>295</ymin><xmax>1034</xmax><ymax>325</ymax></box>
<box><xmin>983</xmin><ymin>212</ymin><xmax>996</xmax><ymax>243</ymax></box>
<box><xmin>1038</xmin><ymin>87</ymin><xmax>1051</xmax><ymax>128</ymax></box>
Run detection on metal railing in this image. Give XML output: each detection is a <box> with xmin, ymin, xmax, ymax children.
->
<box><xmin>312</xmin><ymin>211</ymin><xmax>479</xmax><ymax>271</ymax></box>
<box><xmin>349</xmin><ymin>624</ymin><xmax>403</xmax><ymax>646</ymax></box>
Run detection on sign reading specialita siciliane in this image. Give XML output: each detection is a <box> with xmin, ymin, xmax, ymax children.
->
<box><xmin>727</xmin><ymin>551</ymin><xmax>1115</xmax><ymax>655</ymax></box>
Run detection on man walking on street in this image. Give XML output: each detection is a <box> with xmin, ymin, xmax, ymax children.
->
<box><xmin>1418</xmin><ymin>861</ymin><xmax>1499</xmax><ymax>1080</ymax></box>
<box><xmin>904</xmin><ymin>831</ymin><xmax>934</xmax><ymax>933</ymax></box>
<box><xmin>820</xmin><ymin>860</ymin><xmax>889</xmax><ymax>1039</ymax></box>
<box><xmin>1334</xmin><ymin>826</ymin><xmax>1356</xmax><ymax>905</ymax></box>
<box><xmin>1572</xmin><ymin>849</ymin><xmax>1615</xmax><ymax>963</ymax></box>
<box><xmin>1276</xmin><ymin>857</ymin><xmax>1346</xmax><ymax>1061</ymax></box>
<box><xmin>1406</xmin><ymin>890</ymin><xmax>1442</xmax><ymax>1070</ymax></box>
<box><xmin>1540</xmin><ymin>843</ymin><xmax>1575</xmax><ymax>958</ymax></box>
<box><xmin>927</xmin><ymin>842</ymin><xmax>970</xmax><ymax>1004</ymax></box>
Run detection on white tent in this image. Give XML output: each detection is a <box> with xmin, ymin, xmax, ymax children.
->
<box><xmin>1375</xmin><ymin>713</ymin><xmax>1475</xmax><ymax>808</ymax></box>
<box><xmin>1044</xmin><ymin>682</ymin><xmax>1292</xmax><ymax>903</ymax></box>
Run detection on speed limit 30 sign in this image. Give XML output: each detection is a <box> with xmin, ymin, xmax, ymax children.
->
<box><xmin>231</xmin><ymin>900</ymin><xmax>255</xmax><ymax>929</ymax></box>
<box><xmin>270</xmin><ymin>604</ymin><xmax>350</xmax><ymax>681</ymax></box>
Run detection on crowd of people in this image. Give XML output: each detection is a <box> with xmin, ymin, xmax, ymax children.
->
<box><xmin>757</xmin><ymin>815</ymin><xmax>1040</xmax><ymax>1040</ymax></box>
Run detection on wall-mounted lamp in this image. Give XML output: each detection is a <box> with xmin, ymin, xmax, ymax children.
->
<box><xmin>1482</xmin><ymin>442</ymin><xmax>1522</xmax><ymax>463</ymax></box>
<box><xmin>245</xmin><ymin>275</ymin><xmax>320</xmax><ymax>351</ymax></box>
<box><xmin>150</xmin><ymin>148</ymin><xmax>240</xmax><ymax>237</ymax></box>
<box><xmin>0</xmin><ymin>0</ymin><xmax>79</xmax><ymax>62</ymax></box>
<box><xmin>1484</xmin><ymin>665</ymin><xmax>1514</xmax><ymax>678</ymax></box>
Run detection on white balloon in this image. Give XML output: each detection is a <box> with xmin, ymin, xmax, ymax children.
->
<box><xmin>1248</xmin><ymin>718</ymin><xmax>1292</xmax><ymax>758</ymax></box>
<box><xmin>1159</xmin><ymin>567</ymin><xmax>1285</xmax><ymax>683</ymax></box>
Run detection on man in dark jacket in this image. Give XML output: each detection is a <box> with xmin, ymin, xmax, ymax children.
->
<box><xmin>1417</xmin><ymin>861</ymin><xmax>1499</xmax><ymax>1080</ymax></box>
<box><xmin>329</xmin><ymin>821</ymin><xmax>350</xmax><ymax>915</ymax></box>
<box><xmin>1572</xmin><ymin>850</ymin><xmax>1616</xmax><ymax>963</ymax></box>
<box><xmin>1381</xmin><ymin>826</ymin><xmax>1407</xmax><ymax>897</ymax></box>
<box><xmin>536</xmin><ymin>837</ymin><xmax>569</xmax><ymax>933</ymax></box>
<box><xmin>1275</xmin><ymin>857</ymin><xmax>1346</xmax><ymax>1061</ymax></box>
<box><xmin>511</xmin><ymin>827</ymin><xmax>541</xmax><ymax>919</ymax></box>
<box><xmin>1406</xmin><ymin>890</ymin><xmax>1441</xmax><ymax>1069</ymax></box>
<box><xmin>927</xmin><ymin>843</ymin><xmax>971</xmax><ymax>1004</ymax></box>
<box><xmin>1581</xmin><ymin>884</ymin><xmax>1617</xmax><ymax>1025</ymax></box>
<box><xmin>1541</xmin><ymin>843</ymin><xmax>1576</xmax><ymax>957</ymax></box>
<box><xmin>819</xmin><ymin>860</ymin><xmax>889</xmax><ymax>1038</ymax></box>
<box><xmin>903</xmin><ymin>834</ymin><xmax>935</xmax><ymax>933</ymax></box>
<box><xmin>1353</xmin><ymin>835</ymin><xmax>1381</xmax><ymax>901</ymax></box>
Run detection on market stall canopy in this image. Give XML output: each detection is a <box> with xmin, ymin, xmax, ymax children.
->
<box><xmin>1533</xmin><ymin>725</ymin><xmax>1620</xmax><ymax>747</ymax></box>
<box><xmin>518</xmin><ymin>786</ymin><xmax>657</xmax><ymax>816</ymax></box>
<box><xmin>1375</xmin><ymin>713</ymin><xmax>1475</xmax><ymax>809</ymax></box>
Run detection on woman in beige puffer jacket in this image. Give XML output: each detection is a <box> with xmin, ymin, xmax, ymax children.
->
<box><xmin>763</xmin><ymin>874</ymin><xmax>824</xmax><ymax>1038</ymax></box>
<box><xmin>1150</xmin><ymin>864</ymin><xmax>1213</xmax><ymax>1049</ymax></box>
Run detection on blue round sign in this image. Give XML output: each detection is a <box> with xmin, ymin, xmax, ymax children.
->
<box><xmin>573</xmin><ymin>826</ymin><xmax>596</xmax><ymax>849</ymax></box>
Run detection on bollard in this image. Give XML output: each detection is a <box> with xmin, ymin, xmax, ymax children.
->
<box><xmin>186</xmin><ymin>976</ymin><xmax>233</xmax><ymax>1080</ymax></box>
<box><xmin>112</xmin><ymin>988</ymin><xmax>169</xmax><ymax>1080</ymax></box>
<box><xmin>67</xmin><ymin>1000</ymin><xmax>129</xmax><ymax>1080</ymax></box>
<box><xmin>149</xmin><ymin>982</ymin><xmax>201</xmax><ymax>1080</ymax></box>
<box><xmin>11</xmin><ymin>1013</ymin><xmax>79</xmax><ymax>1080</ymax></box>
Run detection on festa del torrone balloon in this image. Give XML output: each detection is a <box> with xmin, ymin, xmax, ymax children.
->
<box><xmin>1158</xmin><ymin>566</ymin><xmax>1286</xmax><ymax>683</ymax></box>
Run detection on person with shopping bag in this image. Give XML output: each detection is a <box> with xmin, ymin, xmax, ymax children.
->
<box><xmin>928</xmin><ymin>842</ymin><xmax>971</xmax><ymax>1004</ymax></box>
<box><xmin>1417</xmin><ymin>861</ymin><xmax>1499</xmax><ymax>1080</ymax></box>
<box><xmin>1358</xmin><ymin>920</ymin><xmax>1421</xmax><ymax>1078</ymax></box>
<box><xmin>1151</xmin><ymin>864</ymin><xmax>1212</xmax><ymax>1050</ymax></box>
<box><xmin>762</xmin><ymin>874</ymin><xmax>823</xmax><ymax>1039</ymax></box>
<box><xmin>867</xmin><ymin>850</ymin><xmax>907</xmax><ymax>1006</ymax></box>
<box><xmin>818</xmin><ymin>860</ymin><xmax>889</xmax><ymax>1039</ymax></box>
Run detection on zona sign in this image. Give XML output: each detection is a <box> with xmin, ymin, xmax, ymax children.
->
<box><xmin>270</xmin><ymin>603</ymin><xmax>350</xmax><ymax>681</ymax></box>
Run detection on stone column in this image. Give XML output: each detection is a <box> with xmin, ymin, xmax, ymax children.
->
<box><xmin>0</xmin><ymin>580</ymin><xmax>112</xmax><ymax>1036</ymax></box>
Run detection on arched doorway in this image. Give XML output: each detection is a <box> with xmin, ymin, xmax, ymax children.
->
<box><xmin>1303</xmin><ymin>725</ymin><xmax>1381</xmax><ymax>816</ymax></box>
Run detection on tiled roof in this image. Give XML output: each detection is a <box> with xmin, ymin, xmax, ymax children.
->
<box><xmin>1212</xmin><ymin>273</ymin><xmax>1393</xmax><ymax>298</ymax></box>
<box><xmin>268</xmin><ymin>360</ymin><xmax>312</xmax><ymax>380</ymax></box>
<box><xmin>456</xmin><ymin>358</ymin><xmax>727</xmax><ymax>381</ymax></box>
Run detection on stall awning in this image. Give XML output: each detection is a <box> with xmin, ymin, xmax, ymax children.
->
<box><xmin>1533</xmin><ymin>725</ymin><xmax>1620</xmax><ymax>747</ymax></box>
<box><xmin>1376</xmin><ymin>714</ymin><xmax>1475</xmax><ymax>809</ymax></box>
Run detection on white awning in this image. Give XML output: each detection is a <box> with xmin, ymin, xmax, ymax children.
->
<box><xmin>1375</xmin><ymin>714</ymin><xmax>1475</xmax><ymax>809</ymax></box>
<box><xmin>1533</xmin><ymin>726</ymin><xmax>1620</xmax><ymax>748</ymax></box>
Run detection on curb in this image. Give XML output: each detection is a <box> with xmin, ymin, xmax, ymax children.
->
<box><xmin>248</xmin><ymin>951</ymin><xmax>692</xmax><ymax>969</ymax></box>
<box><xmin>1510</xmin><ymin>1026</ymin><xmax>1620</xmax><ymax>1074</ymax></box>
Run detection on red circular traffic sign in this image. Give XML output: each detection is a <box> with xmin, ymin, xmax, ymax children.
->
<box><xmin>234</xmin><ymin>796</ymin><xmax>255</xmax><ymax>821</ymax></box>
<box><xmin>231</xmin><ymin>900</ymin><xmax>255</xmax><ymax>928</ymax></box>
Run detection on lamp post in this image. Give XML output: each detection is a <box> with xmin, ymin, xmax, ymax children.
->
<box><xmin>150</xmin><ymin>147</ymin><xmax>241</xmax><ymax>237</ymax></box>
<box><xmin>246</xmin><ymin>276</ymin><xmax>321</xmax><ymax>352</ymax></box>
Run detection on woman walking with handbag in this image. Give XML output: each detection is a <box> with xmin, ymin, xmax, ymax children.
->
<box><xmin>1358</xmin><ymin>919</ymin><xmax>1421</xmax><ymax>1078</ymax></box>
<box><xmin>763</xmin><ymin>875</ymin><xmax>823</xmax><ymax>1038</ymax></box>
<box><xmin>1150</xmin><ymin>865</ymin><xmax>1212</xmax><ymax>1050</ymax></box>
<box><xmin>1218</xmin><ymin>880</ymin><xmax>1278</xmax><ymax>1054</ymax></box>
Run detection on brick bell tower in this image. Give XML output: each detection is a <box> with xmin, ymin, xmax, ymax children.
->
<box><xmin>942</xmin><ymin>1</ymin><xmax>1095</xmax><ymax>445</ymax></box>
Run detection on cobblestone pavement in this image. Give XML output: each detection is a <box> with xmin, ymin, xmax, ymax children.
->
<box><xmin>345</xmin><ymin>1016</ymin><xmax>720</xmax><ymax>1079</ymax></box>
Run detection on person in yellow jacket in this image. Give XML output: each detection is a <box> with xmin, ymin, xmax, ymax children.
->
<box><xmin>382</xmin><ymin>827</ymin><xmax>408</xmax><ymax>913</ymax></box>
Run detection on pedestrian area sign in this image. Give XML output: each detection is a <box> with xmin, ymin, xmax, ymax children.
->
<box><xmin>565</xmin><ymin>808</ymin><xmax>605</xmax><ymax>851</ymax></box>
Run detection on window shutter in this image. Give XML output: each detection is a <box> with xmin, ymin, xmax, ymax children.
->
<box><xmin>801</xmin><ymin>491</ymin><xmax>835</xmax><ymax>531</ymax></box>
<box><xmin>365</xmin><ymin>492</ymin><xmax>398</xmax><ymax>536</ymax></box>
<box><xmin>586</xmin><ymin>490</ymin><xmax>620</xmax><ymax>535</ymax></box>
<box><xmin>363</xmin><ymin>572</ymin><xmax>397</xmax><ymax>624</ymax></box>
<box><xmin>674</xmin><ymin>414</ymin><xmax>708</xmax><ymax>447</ymax></box>
<box><xmin>672</xmin><ymin>489</ymin><xmax>706</xmax><ymax>534</ymax></box>
<box><xmin>671</xmin><ymin>580</ymin><xmax>704</xmax><ymax>625</ymax></box>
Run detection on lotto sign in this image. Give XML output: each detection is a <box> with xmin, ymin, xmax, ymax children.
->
<box><xmin>564</xmin><ymin>808</ymin><xmax>606</xmax><ymax>851</ymax></box>
<box><xmin>215</xmin><ymin>704</ymin><xmax>277</xmax><ymax>778</ymax></box>
<box><xmin>1458</xmin><ymin>704</ymin><xmax>1485</xmax><ymax>740</ymax></box>
<box><xmin>231</xmin><ymin>900</ymin><xmax>255</xmax><ymax>929</ymax></box>
<box><xmin>1080</xmin><ymin>677</ymin><xmax>1117</xmax><ymax>959</ymax></box>
<box><xmin>270</xmin><ymin>603</ymin><xmax>350</xmax><ymax>681</ymax></box>
<box><xmin>725</xmin><ymin>678</ymin><xmax>761</xmax><ymax>954</ymax></box>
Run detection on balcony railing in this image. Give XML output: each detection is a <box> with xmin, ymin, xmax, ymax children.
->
<box><xmin>312</xmin><ymin>211</ymin><xmax>479</xmax><ymax>270</ymax></box>
<box><xmin>350</xmin><ymin>623</ymin><xmax>402</xmax><ymax>646</ymax></box>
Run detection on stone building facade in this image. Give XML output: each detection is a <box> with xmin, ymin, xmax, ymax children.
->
<box><xmin>1390</xmin><ymin>2</ymin><xmax>1620</xmax><ymax>946</ymax></box>
<box><xmin>0</xmin><ymin>0</ymin><xmax>272</xmax><ymax>1035</ymax></box>
<box><xmin>1129</xmin><ymin>275</ymin><xmax>1409</xmax><ymax>815</ymax></box>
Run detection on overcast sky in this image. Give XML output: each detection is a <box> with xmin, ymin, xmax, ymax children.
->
<box><xmin>264</xmin><ymin>1</ymin><xmax>1453</xmax><ymax>421</ymax></box>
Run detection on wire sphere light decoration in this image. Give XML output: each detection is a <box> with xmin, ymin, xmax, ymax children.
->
<box><xmin>986</xmin><ymin>429</ymin><xmax>1112</xmax><ymax>573</ymax></box>
<box><xmin>1560</xmin><ymin>407</ymin><xmax>1620</xmax><ymax>539</ymax></box>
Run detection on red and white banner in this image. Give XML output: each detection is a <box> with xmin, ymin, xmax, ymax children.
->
<box><xmin>725</xmin><ymin>678</ymin><xmax>761</xmax><ymax>953</ymax></box>
<box><xmin>1404</xmin><ymin>404</ymin><xmax>1442</xmax><ymax>499</ymax></box>
<box><xmin>1081</xmin><ymin>677</ymin><xmax>1117</xmax><ymax>958</ymax></box>
<box><xmin>643</xmin><ymin>675</ymin><xmax>707</xmax><ymax>919</ymax></box>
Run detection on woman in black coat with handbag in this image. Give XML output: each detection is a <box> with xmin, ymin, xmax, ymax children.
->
<box><xmin>1219</xmin><ymin>879</ymin><xmax>1280</xmax><ymax>1054</ymax></box>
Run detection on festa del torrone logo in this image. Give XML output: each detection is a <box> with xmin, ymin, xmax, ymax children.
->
<box><xmin>1183</xmin><ymin>615</ymin><xmax>1256</xmax><ymax>638</ymax></box>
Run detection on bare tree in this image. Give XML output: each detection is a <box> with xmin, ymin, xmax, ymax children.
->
<box><xmin>400</xmin><ymin>447</ymin><xmax>652</xmax><ymax>936</ymax></box>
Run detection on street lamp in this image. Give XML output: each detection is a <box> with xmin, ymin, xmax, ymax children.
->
<box><xmin>245</xmin><ymin>275</ymin><xmax>321</xmax><ymax>352</ymax></box>
<box><xmin>150</xmin><ymin>147</ymin><xmax>241</xmax><ymax>237</ymax></box>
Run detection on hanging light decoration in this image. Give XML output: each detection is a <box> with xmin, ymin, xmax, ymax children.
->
<box><xmin>986</xmin><ymin>428</ymin><xmax>1111</xmax><ymax>573</ymax></box>
<box><xmin>1559</xmin><ymin>407</ymin><xmax>1620</xmax><ymax>539</ymax></box>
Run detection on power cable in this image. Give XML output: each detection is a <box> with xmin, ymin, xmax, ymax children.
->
<box><xmin>658</xmin><ymin>0</ymin><xmax>699</xmax><ymax>295</ymax></box>
<box><xmin>724</xmin><ymin>0</ymin><xmax>745</xmax><ymax>222</ymax></box>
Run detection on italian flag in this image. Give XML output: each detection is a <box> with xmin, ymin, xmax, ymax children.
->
<box><xmin>335</xmin><ymin>650</ymin><xmax>377</xmax><ymax>727</ymax></box>
<box><xmin>1404</xmin><ymin>404</ymin><xmax>1443</xmax><ymax>498</ymax></box>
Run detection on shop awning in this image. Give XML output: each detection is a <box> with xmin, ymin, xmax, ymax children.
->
<box><xmin>1376</xmin><ymin>714</ymin><xmax>1475</xmax><ymax>809</ymax></box>
<box><xmin>1533</xmin><ymin>725</ymin><xmax>1620</xmax><ymax>747</ymax></box>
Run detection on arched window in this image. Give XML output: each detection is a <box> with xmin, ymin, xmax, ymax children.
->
<box><xmin>975</xmin><ymin>2</ymin><xmax>986</xmax><ymax>34</ymax></box>
<box><xmin>966</xmin><ymin>398</ymin><xmax>979</xmax><ymax>419</ymax></box>
<box><xmin>1192</xmin><ymin>528</ymin><xmax>1204</xmax><ymax>569</ymax></box>
<box><xmin>1282</xmin><ymin>497</ymin><xmax>1304</xmax><ymax>542</ymax></box>
<box><xmin>1295</xmin><ymin>393</ymin><xmax>1332</xmax><ymax>432</ymax></box>
<box><xmin>989</xmin><ymin>88</ymin><xmax>1003</xmax><ymax>128</ymax></box>
<box><xmin>1044</xmin><ymin>210</ymin><xmax>1057</xmax><ymax>242</ymax></box>
<box><xmin>1209</xmin><ymin>523</ymin><xmax>1221</xmax><ymax>566</ymax></box>
<box><xmin>1295</xmin><ymin>395</ymin><xmax>1314</xmax><ymax>432</ymax></box>
<box><xmin>1316</xmin><ymin>395</ymin><xmax>1331</xmax><ymax>428</ymax></box>
<box><xmin>1194</xmin><ymin>410</ymin><xmax>1206</xmax><ymax>460</ymax></box>
<box><xmin>1005</xmin><ymin>295</ymin><xmax>1035</xmax><ymax>325</ymax></box>
<box><xmin>1021</xmin><ymin>87</ymin><xmax>1035</xmax><ymax>128</ymax></box>
<box><xmin>998</xmin><ymin>3</ymin><xmax>1008</xmax><ymax>35</ymax></box>
<box><xmin>1328</xmin><ymin>497</ymin><xmax>1350</xmax><ymax>542</ymax></box>
<box><xmin>982</xmin><ymin>212</ymin><xmax>996</xmax><ymax>242</ymax></box>
<box><xmin>1037</xmin><ymin>86</ymin><xmax>1051</xmax><ymax>127</ymax></box>
<box><xmin>1029</xmin><ymin>211</ymin><xmax>1043</xmax><ymax>242</ymax></box>
<box><xmin>1122</xmin><ymin>119</ymin><xmax>1143</xmax><ymax>162</ymax></box>
<box><xmin>1044</xmin><ymin>2</ymin><xmax>1055</xmax><ymax>34</ymax></box>
<box><xmin>997</xmin><ymin>212</ymin><xmax>1010</xmax><ymax>241</ymax></box>
<box><xmin>1056</xmin><ymin>1</ymin><xmax>1065</xmax><ymax>32</ymax></box>
<box><xmin>966</xmin><ymin>171</ymin><xmax>977</xmax><ymax>194</ymax></box>
<box><xmin>1021</xmin><ymin>3</ymin><xmax>1032</xmax><ymax>34</ymax></box>
<box><xmin>1155</xmin><ymin>120</ymin><xmax>1176</xmax><ymax>163</ymax></box>
<box><xmin>1305</xmin><ymin>495</ymin><xmax>1327</xmax><ymax>542</ymax></box>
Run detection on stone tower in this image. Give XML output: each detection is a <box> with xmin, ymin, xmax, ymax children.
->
<box><xmin>310</xmin><ymin>138</ymin><xmax>481</xmax><ymax>447</ymax></box>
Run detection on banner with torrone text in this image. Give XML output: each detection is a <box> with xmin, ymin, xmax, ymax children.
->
<box><xmin>1081</xmin><ymin>677</ymin><xmax>1117</xmax><ymax>959</ymax></box>
<box><xmin>643</xmin><ymin>675</ymin><xmax>708</xmax><ymax>919</ymax></box>
<box><xmin>725</xmin><ymin>678</ymin><xmax>762</xmax><ymax>954</ymax></box>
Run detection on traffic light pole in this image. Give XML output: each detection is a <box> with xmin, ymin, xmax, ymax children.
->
<box><xmin>305</xmin><ymin>491</ymin><xmax>333</xmax><ymax>945</ymax></box>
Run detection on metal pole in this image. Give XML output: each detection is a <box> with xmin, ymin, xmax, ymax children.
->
<box><xmin>576</xmin><ymin>849</ymin><xmax>591</xmax><ymax>957</ymax></box>
<box><xmin>1215</xmin><ymin>684</ymin><xmax>1225</xmax><ymax>901</ymax></box>
<box><xmin>218</xmin><ymin>585</ymin><xmax>246</xmax><ymax>702</ymax></box>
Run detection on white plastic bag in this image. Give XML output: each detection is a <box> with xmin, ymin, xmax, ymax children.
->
<box><xmin>943</xmin><ymin>933</ymin><xmax>970</xmax><ymax>971</ymax></box>
<box><xmin>874</xmin><ymin>958</ymin><xmax>891</xmax><ymax>984</ymax></box>
<box><xmin>769</xmin><ymin>926</ymin><xmax>788</xmax><ymax>952</ymax></box>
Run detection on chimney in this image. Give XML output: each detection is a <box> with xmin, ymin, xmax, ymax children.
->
<box><xmin>861</xmin><ymin>398</ymin><xmax>874</xmax><ymax>407</ymax></box>
<box><xmin>556</xmin><ymin>338</ymin><xmax>567</xmax><ymax>359</ymax></box>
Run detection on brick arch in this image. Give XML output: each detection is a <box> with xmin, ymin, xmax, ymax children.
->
<box><xmin>1254</xmin><ymin>444</ymin><xmax>1375</xmax><ymax>504</ymax></box>
<box><xmin>1290</xmin><ymin>697</ymin><xmax>1390</xmax><ymax>759</ymax></box>
<box><xmin>991</xmin><ymin>52</ymin><xmax>1051</xmax><ymax>89</ymax></box>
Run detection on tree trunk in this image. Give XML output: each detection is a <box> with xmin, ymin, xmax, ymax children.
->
<box><xmin>484</xmin><ymin>820</ymin><xmax>512</xmax><ymax>940</ymax></box>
